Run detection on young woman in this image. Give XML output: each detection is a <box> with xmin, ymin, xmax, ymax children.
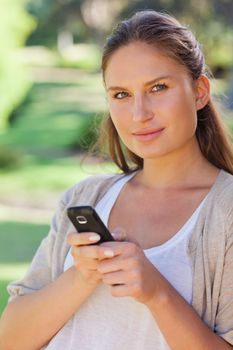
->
<box><xmin>1</xmin><ymin>10</ymin><xmax>233</xmax><ymax>350</ymax></box>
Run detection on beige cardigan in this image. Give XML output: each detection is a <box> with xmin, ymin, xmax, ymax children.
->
<box><xmin>8</xmin><ymin>169</ymin><xmax>233</xmax><ymax>345</ymax></box>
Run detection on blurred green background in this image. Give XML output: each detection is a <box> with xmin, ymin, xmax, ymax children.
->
<box><xmin>0</xmin><ymin>0</ymin><xmax>233</xmax><ymax>314</ymax></box>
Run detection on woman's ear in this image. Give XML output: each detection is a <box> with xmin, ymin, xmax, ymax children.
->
<box><xmin>195</xmin><ymin>74</ymin><xmax>210</xmax><ymax>110</ymax></box>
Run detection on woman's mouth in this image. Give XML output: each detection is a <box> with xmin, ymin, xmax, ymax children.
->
<box><xmin>132</xmin><ymin>128</ymin><xmax>164</xmax><ymax>142</ymax></box>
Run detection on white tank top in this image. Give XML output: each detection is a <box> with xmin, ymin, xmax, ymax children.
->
<box><xmin>46</xmin><ymin>173</ymin><xmax>207</xmax><ymax>350</ymax></box>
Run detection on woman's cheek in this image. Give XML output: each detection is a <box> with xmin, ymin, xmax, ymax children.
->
<box><xmin>110</xmin><ymin>105</ymin><xmax>126</xmax><ymax>121</ymax></box>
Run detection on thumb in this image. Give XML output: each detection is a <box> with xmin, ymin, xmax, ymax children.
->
<box><xmin>111</xmin><ymin>227</ymin><xmax>141</xmax><ymax>247</ymax></box>
<box><xmin>111</xmin><ymin>227</ymin><xmax>127</xmax><ymax>241</ymax></box>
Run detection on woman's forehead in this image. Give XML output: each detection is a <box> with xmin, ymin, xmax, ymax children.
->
<box><xmin>104</xmin><ymin>42</ymin><xmax>188</xmax><ymax>86</ymax></box>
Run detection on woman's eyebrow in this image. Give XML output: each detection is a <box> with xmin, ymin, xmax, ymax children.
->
<box><xmin>107</xmin><ymin>85</ymin><xmax>128</xmax><ymax>92</ymax></box>
<box><xmin>145</xmin><ymin>75</ymin><xmax>173</xmax><ymax>86</ymax></box>
<box><xmin>107</xmin><ymin>75</ymin><xmax>173</xmax><ymax>92</ymax></box>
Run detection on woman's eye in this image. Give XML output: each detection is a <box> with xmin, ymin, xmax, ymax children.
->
<box><xmin>151</xmin><ymin>83</ymin><xmax>167</xmax><ymax>92</ymax></box>
<box><xmin>114</xmin><ymin>91</ymin><xmax>129</xmax><ymax>99</ymax></box>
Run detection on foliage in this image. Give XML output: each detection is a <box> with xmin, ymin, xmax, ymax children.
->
<box><xmin>197</xmin><ymin>21</ymin><xmax>233</xmax><ymax>71</ymax></box>
<box><xmin>24</xmin><ymin>0</ymin><xmax>233</xmax><ymax>71</ymax></box>
<box><xmin>0</xmin><ymin>0</ymin><xmax>35</xmax><ymax>128</ymax></box>
<box><xmin>71</xmin><ymin>114</ymin><xmax>102</xmax><ymax>151</ymax></box>
<box><xmin>26</xmin><ymin>0</ymin><xmax>86</xmax><ymax>47</ymax></box>
<box><xmin>0</xmin><ymin>146</ymin><xmax>23</xmax><ymax>169</ymax></box>
<box><xmin>213</xmin><ymin>0</ymin><xmax>233</xmax><ymax>27</ymax></box>
<box><xmin>26</xmin><ymin>0</ymin><xmax>126</xmax><ymax>47</ymax></box>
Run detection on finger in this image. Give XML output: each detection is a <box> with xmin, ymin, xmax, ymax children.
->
<box><xmin>110</xmin><ymin>228</ymin><xmax>141</xmax><ymax>247</ymax></box>
<box><xmin>100</xmin><ymin>241</ymin><xmax>140</xmax><ymax>257</ymax></box>
<box><xmin>66</xmin><ymin>232</ymin><xmax>100</xmax><ymax>246</ymax></box>
<box><xmin>72</xmin><ymin>245</ymin><xmax>115</xmax><ymax>260</ymax></box>
<box><xmin>71</xmin><ymin>245</ymin><xmax>99</xmax><ymax>259</ymax></box>
<box><xmin>102</xmin><ymin>271</ymin><xmax>126</xmax><ymax>286</ymax></box>
<box><xmin>97</xmin><ymin>256</ymin><xmax>127</xmax><ymax>273</ymax></box>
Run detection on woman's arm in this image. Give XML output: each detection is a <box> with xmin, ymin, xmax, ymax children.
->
<box><xmin>0</xmin><ymin>266</ymin><xmax>98</xmax><ymax>350</ymax></box>
<box><xmin>144</xmin><ymin>271</ymin><xmax>233</xmax><ymax>350</ymax></box>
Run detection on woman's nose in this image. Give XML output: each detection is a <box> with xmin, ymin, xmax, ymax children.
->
<box><xmin>132</xmin><ymin>94</ymin><xmax>154</xmax><ymax>122</ymax></box>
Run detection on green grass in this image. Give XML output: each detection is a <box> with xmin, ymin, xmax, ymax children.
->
<box><xmin>0</xmin><ymin>74</ymin><xmax>106</xmax><ymax>160</ymax></box>
<box><xmin>0</xmin><ymin>221</ymin><xmax>49</xmax><ymax>263</ymax></box>
<box><xmin>0</xmin><ymin>279</ymin><xmax>13</xmax><ymax>315</ymax></box>
<box><xmin>0</xmin><ymin>220</ymin><xmax>49</xmax><ymax>315</ymax></box>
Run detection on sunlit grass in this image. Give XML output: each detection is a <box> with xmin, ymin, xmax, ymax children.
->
<box><xmin>0</xmin><ymin>221</ymin><xmax>49</xmax><ymax>262</ymax></box>
<box><xmin>0</xmin><ymin>264</ymin><xmax>29</xmax><ymax>281</ymax></box>
<box><xmin>0</xmin><ymin>279</ymin><xmax>12</xmax><ymax>315</ymax></box>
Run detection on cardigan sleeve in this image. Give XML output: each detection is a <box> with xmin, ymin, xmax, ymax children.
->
<box><xmin>7</xmin><ymin>194</ymin><xmax>67</xmax><ymax>302</ymax></box>
<box><xmin>214</xmin><ymin>217</ymin><xmax>233</xmax><ymax>345</ymax></box>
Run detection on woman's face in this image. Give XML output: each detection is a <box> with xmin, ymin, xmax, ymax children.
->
<box><xmin>104</xmin><ymin>41</ymin><xmax>207</xmax><ymax>160</ymax></box>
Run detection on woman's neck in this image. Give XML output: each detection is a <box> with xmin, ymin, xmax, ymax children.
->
<box><xmin>134</xmin><ymin>142</ymin><xmax>219</xmax><ymax>190</ymax></box>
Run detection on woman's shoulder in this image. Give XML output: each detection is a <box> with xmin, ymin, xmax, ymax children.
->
<box><xmin>212</xmin><ymin>169</ymin><xmax>233</xmax><ymax>204</ymax></box>
<box><xmin>206</xmin><ymin>169</ymin><xmax>233</xmax><ymax>227</ymax></box>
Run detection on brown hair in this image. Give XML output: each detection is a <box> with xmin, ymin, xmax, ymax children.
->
<box><xmin>97</xmin><ymin>10</ymin><xmax>233</xmax><ymax>174</ymax></box>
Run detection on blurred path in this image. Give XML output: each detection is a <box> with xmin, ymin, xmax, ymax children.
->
<box><xmin>30</xmin><ymin>66</ymin><xmax>92</xmax><ymax>83</ymax></box>
<box><xmin>0</xmin><ymin>204</ymin><xmax>52</xmax><ymax>224</ymax></box>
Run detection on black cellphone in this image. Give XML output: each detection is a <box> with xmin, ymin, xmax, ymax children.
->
<box><xmin>67</xmin><ymin>205</ymin><xmax>115</xmax><ymax>244</ymax></box>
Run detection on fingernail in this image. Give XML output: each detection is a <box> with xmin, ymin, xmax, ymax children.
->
<box><xmin>89</xmin><ymin>234</ymin><xmax>100</xmax><ymax>242</ymax></box>
<box><xmin>104</xmin><ymin>250</ymin><xmax>114</xmax><ymax>257</ymax></box>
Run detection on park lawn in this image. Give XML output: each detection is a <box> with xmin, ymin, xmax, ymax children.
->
<box><xmin>0</xmin><ymin>72</ymin><xmax>106</xmax><ymax>160</ymax></box>
<box><xmin>0</xmin><ymin>220</ymin><xmax>50</xmax><ymax>315</ymax></box>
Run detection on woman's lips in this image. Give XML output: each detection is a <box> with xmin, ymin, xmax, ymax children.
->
<box><xmin>132</xmin><ymin>128</ymin><xmax>164</xmax><ymax>142</ymax></box>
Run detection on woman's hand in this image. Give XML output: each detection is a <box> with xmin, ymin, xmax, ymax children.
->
<box><xmin>66</xmin><ymin>231</ymin><xmax>124</xmax><ymax>287</ymax></box>
<box><xmin>97</xmin><ymin>240</ymin><xmax>160</xmax><ymax>305</ymax></box>
<box><xmin>67</xmin><ymin>230</ymin><xmax>160</xmax><ymax>305</ymax></box>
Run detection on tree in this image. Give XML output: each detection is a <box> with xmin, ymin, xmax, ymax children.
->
<box><xmin>0</xmin><ymin>0</ymin><xmax>35</xmax><ymax>128</ymax></box>
<box><xmin>26</xmin><ymin>0</ymin><xmax>127</xmax><ymax>47</ymax></box>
